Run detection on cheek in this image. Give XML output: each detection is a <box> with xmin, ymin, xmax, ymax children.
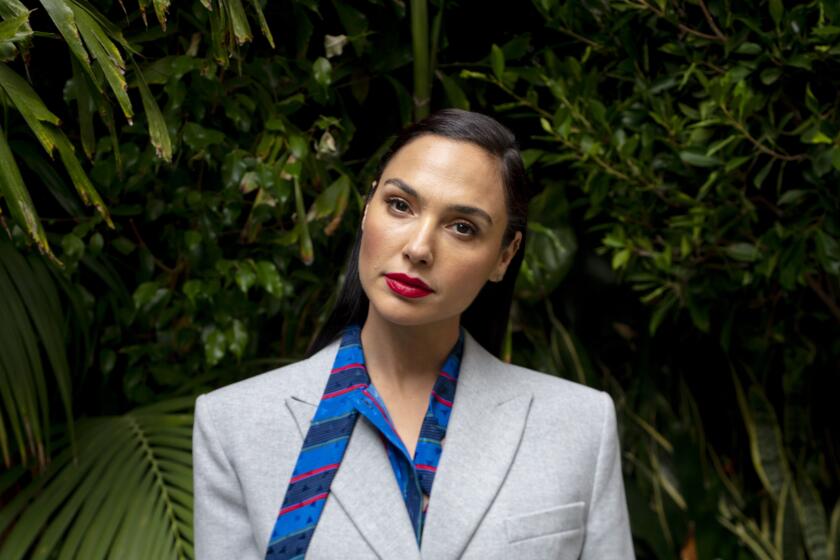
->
<box><xmin>442</xmin><ymin>247</ymin><xmax>498</xmax><ymax>294</ymax></box>
<box><xmin>359</xmin><ymin>215</ymin><xmax>391</xmax><ymax>276</ymax></box>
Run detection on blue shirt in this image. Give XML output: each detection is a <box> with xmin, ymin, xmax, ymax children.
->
<box><xmin>265</xmin><ymin>323</ymin><xmax>465</xmax><ymax>559</ymax></box>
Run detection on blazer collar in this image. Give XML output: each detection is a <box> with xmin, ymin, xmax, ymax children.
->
<box><xmin>285</xmin><ymin>329</ymin><xmax>533</xmax><ymax>560</ymax></box>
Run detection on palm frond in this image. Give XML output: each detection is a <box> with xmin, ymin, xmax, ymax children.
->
<box><xmin>0</xmin><ymin>240</ymin><xmax>73</xmax><ymax>469</ymax></box>
<box><xmin>0</xmin><ymin>397</ymin><xmax>195</xmax><ymax>560</ymax></box>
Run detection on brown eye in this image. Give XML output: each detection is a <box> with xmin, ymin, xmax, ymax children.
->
<box><xmin>386</xmin><ymin>197</ymin><xmax>410</xmax><ymax>213</ymax></box>
<box><xmin>453</xmin><ymin>222</ymin><xmax>477</xmax><ymax>237</ymax></box>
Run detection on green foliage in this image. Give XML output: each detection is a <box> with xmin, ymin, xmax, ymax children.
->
<box><xmin>0</xmin><ymin>240</ymin><xmax>74</xmax><ymax>470</ymax></box>
<box><xmin>469</xmin><ymin>1</ymin><xmax>840</xmax><ymax>557</ymax></box>
<box><xmin>0</xmin><ymin>397</ymin><xmax>194</xmax><ymax>560</ymax></box>
<box><xmin>0</xmin><ymin>0</ymin><xmax>837</xmax><ymax>558</ymax></box>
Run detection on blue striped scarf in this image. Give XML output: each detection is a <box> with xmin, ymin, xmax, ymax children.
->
<box><xmin>265</xmin><ymin>324</ymin><xmax>465</xmax><ymax>559</ymax></box>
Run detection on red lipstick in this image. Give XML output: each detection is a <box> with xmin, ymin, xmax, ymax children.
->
<box><xmin>384</xmin><ymin>273</ymin><xmax>433</xmax><ymax>298</ymax></box>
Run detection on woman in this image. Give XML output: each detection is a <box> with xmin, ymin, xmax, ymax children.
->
<box><xmin>193</xmin><ymin>109</ymin><xmax>634</xmax><ymax>559</ymax></box>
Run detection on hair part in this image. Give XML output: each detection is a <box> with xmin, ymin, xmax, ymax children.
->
<box><xmin>307</xmin><ymin>108</ymin><xmax>532</xmax><ymax>358</ymax></box>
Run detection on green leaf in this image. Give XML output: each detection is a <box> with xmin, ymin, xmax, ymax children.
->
<box><xmin>437</xmin><ymin>71</ymin><xmax>470</xmax><ymax>110</ymax></box>
<box><xmin>385</xmin><ymin>75</ymin><xmax>412</xmax><ymax>126</ymax></box>
<box><xmin>182</xmin><ymin>122</ymin><xmax>225</xmax><ymax>151</ymax></box>
<box><xmin>0</xmin><ymin>400</ymin><xmax>194</xmax><ymax>559</ymax></box>
<box><xmin>152</xmin><ymin>0</ymin><xmax>170</xmax><ymax>31</ymax></box>
<box><xmin>649</xmin><ymin>292</ymin><xmax>677</xmax><ymax>335</ymax></box>
<box><xmin>288</xmin><ymin>134</ymin><xmax>309</xmax><ymax>160</ymax></box>
<box><xmin>133</xmin><ymin>61</ymin><xmax>172</xmax><ymax>162</ymax></box>
<box><xmin>612</xmin><ymin>248</ymin><xmax>631</xmax><ymax>270</ymax></box>
<box><xmin>61</xmin><ymin>233</ymin><xmax>84</xmax><ymax>260</ymax></box>
<box><xmin>293</xmin><ymin>177</ymin><xmax>314</xmax><ymax>265</ymax></box>
<box><xmin>226</xmin><ymin>319</ymin><xmax>248</xmax><ymax>359</ymax></box>
<box><xmin>235</xmin><ymin>263</ymin><xmax>256</xmax><ymax>293</ymax></box>
<box><xmin>202</xmin><ymin>326</ymin><xmax>226</xmax><ymax>366</ymax></box>
<box><xmin>769</xmin><ymin>0</ymin><xmax>783</xmax><ymax>27</ymax></box>
<box><xmin>753</xmin><ymin>159</ymin><xmax>773</xmax><ymax>189</ymax></box>
<box><xmin>182</xmin><ymin>279</ymin><xmax>203</xmax><ymax>303</ymax></box>
<box><xmin>71</xmin><ymin>58</ymin><xmax>95</xmax><ymax>160</ymax></box>
<box><xmin>312</xmin><ymin>56</ymin><xmax>332</xmax><ymax>87</ymax></box>
<box><xmin>815</xmin><ymin>230</ymin><xmax>840</xmax><ymax>276</ymax></box>
<box><xmin>46</xmin><ymin>129</ymin><xmax>113</xmax><ymax>228</ymax></box>
<box><xmin>774</xmin><ymin>478</ymin><xmax>801</xmax><ymax>560</ymax></box>
<box><xmin>515</xmin><ymin>220</ymin><xmax>576</xmax><ymax>301</ymax></box>
<box><xmin>828</xmin><ymin>499</ymin><xmax>840</xmax><ymax>560</ymax></box>
<box><xmin>71</xmin><ymin>5</ymin><xmax>132</xmax><ymax>120</ymax></box>
<box><xmin>490</xmin><ymin>43</ymin><xmax>505</xmax><ymax>80</ymax></box>
<box><xmin>0</xmin><ymin>12</ymin><xmax>30</xmax><ymax>43</ymax></box>
<box><xmin>0</xmin><ymin>62</ymin><xmax>60</xmax><ymax>153</ymax></box>
<box><xmin>796</xmin><ymin>473</ymin><xmax>829</xmax><ymax>560</ymax></box>
<box><xmin>802</xmin><ymin>125</ymin><xmax>833</xmax><ymax>144</ymax></box>
<box><xmin>225</xmin><ymin>0</ymin><xmax>253</xmax><ymax>45</ymax></box>
<box><xmin>111</xmin><ymin>237</ymin><xmax>135</xmax><ymax>255</ymax></box>
<box><xmin>308</xmin><ymin>174</ymin><xmax>350</xmax><ymax>235</ymax></box>
<box><xmin>184</xmin><ymin>230</ymin><xmax>202</xmax><ymax>252</ymax></box>
<box><xmin>0</xmin><ymin>242</ymin><xmax>74</xmax><ymax>471</ymax></box>
<box><xmin>254</xmin><ymin>261</ymin><xmax>283</xmax><ymax>296</ymax></box>
<box><xmin>679</xmin><ymin>150</ymin><xmax>722</xmax><ymax>167</ymax></box>
<box><xmin>0</xmin><ymin>125</ymin><xmax>53</xmax><ymax>259</ymax></box>
<box><xmin>249</xmin><ymin>0</ymin><xmax>275</xmax><ymax>48</ymax></box>
<box><xmin>732</xmin><ymin>373</ymin><xmax>790</xmax><ymax>502</ymax></box>
<box><xmin>459</xmin><ymin>69</ymin><xmax>488</xmax><ymax>81</ymax></box>
<box><xmin>735</xmin><ymin>42</ymin><xmax>762</xmax><ymax>55</ymax></box>
<box><xmin>39</xmin><ymin>0</ymin><xmax>94</xmax><ymax>80</ymax></box>
<box><xmin>777</xmin><ymin>189</ymin><xmax>807</xmax><ymax>206</ymax></box>
<box><xmin>724</xmin><ymin>242</ymin><xmax>761</xmax><ymax>262</ymax></box>
<box><xmin>760</xmin><ymin>67</ymin><xmax>782</xmax><ymax>85</ymax></box>
<box><xmin>132</xmin><ymin>281</ymin><xmax>168</xmax><ymax>312</ymax></box>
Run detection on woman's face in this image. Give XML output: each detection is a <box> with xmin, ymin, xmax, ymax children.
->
<box><xmin>359</xmin><ymin>134</ymin><xmax>522</xmax><ymax>328</ymax></box>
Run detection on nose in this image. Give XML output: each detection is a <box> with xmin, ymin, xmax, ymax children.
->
<box><xmin>403</xmin><ymin>219</ymin><xmax>434</xmax><ymax>267</ymax></box>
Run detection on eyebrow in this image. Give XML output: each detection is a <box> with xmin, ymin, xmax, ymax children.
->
<box><xmin>382</xmin><ymin>178</ymin><xmax>494</xmax><ymax>225</ymax></box>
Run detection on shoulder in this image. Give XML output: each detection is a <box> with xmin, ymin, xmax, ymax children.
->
<box><xmin>195</xmin><ymin>338</ymin><xmax>340</xmax><ymax>418</ymax></box>
<box><xmin>462</xmin><ymin>330</ymin><xmax>612</xmax><ymax>421</ymax></box>
<box><xmin>498</xmin><ymin>361</ymin><xmax>616</xmax><ymax>446</ymax></box>
<box><xmin>506</xmin><ymin>360</ymin><xmax>611</xmax><ymax>411</ymax></box>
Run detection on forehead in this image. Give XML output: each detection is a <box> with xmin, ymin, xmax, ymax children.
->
<box><xmin>380</xmin><ymin>135</ymin><xmax>506</xmax><ymax>210</ymax></box>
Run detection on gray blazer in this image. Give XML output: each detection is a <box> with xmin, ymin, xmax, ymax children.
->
<box><xmin>193</xmin><ymin>330</ymin><xmax>635</xmax><ymax>559</ymax></box>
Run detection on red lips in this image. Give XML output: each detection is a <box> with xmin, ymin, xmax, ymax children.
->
<box><xmin>384</xmin><ymin>273</ymin><xmax>433</xmax><ymax>298</ymax></box>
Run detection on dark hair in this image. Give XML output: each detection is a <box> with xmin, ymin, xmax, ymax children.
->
<box><xmin>307</xmin><ymin>108</ymin><xmax>531</xmax><ymax>357</ymax></box>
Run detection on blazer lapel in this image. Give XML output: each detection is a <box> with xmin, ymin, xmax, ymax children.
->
<box><xmin>285</xmin><ymin>340</ymin><xmax>422</xmax><ymax>560</ymax></box>
<box><xmin>419</xmin><ymin>330</ymin><xmax>533</xmax><ymax>560</ymax></box>
<box><xmin>283</xmin><ymin>330</ymin><xmax>532</xmax><ymax>560</ymax></box>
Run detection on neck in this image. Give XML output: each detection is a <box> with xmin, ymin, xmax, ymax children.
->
<box><xmin>360</xmin><ymin>308</ymin><xmax>460</xmax><ymax>394</ymax></box>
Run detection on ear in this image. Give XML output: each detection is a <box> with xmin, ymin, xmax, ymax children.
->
<box><xmin>490</xmin><ymin>230</ymin><xmax>523</xmax><ymax>282</ymax></box>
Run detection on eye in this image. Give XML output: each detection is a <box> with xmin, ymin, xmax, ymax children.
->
<box><xmin>385</xmin><ymin>197</ymin><xmax>410</xmax><ymax>213</ymax></box>
<box><xmin>452</xmin><ymin>222</ymin><xmax>477</xmax><ymax>237</ymax></box>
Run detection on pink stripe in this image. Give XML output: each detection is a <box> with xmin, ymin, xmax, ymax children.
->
<box><xmin>279</xmin><ymin>492</ymin><xmax>328</xmax><ymax>515</ymax></box>
<box><xmin>416</xmin><ymin>464</ymin><xmax>437</xmax><ymax>472</ymax></box>
<box><xmin>331</xmin><ymin>362</ymin><xmax>365</xmax><ymax>374</ymax></box>
<box><xmin>290</xmin><ymin>463</ymin><xmax>339</xmax><ymax>483</ymax></box>
<box><xmin>432</xmin><ymin>391</ymin><xmax>452</xmax><ymax>407</ymax></box>
<box><xmin>323</xmin><ymin>383</ymin><xmax>367</xmax><ymax>399</ymax></box>
<box><xmin>361</xmin><ymin>388</ymin><xmax>399</xmax><ymax>434</ymax></box>
<box><xmin>439</xmin><ymin>370</ymin><xmax>456</xmax><ymax>381</ymax></box>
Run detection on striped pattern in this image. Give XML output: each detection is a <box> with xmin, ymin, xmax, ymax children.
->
<box><xmin>265</xmin><ymin>324</ymin><xmax>464</xmax><ymax>559</ymax></box>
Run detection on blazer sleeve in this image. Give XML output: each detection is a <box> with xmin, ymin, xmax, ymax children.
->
<box><xmin>581</xmin><ymin>392</ymin><xmax>635</xmax><ymax>559</ymax></box>
<box><xmin>193</xmin><ymin>394</ymin><xmax>262</xmax><ymax>560</ymax></box>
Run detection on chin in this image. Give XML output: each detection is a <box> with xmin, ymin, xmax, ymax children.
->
<box><xmin>364</xmin><ymin>291</ymin><xmax>451</xmax><ymax>326</ymax></box>
<box><xmin>369</xmin><ymin>300</ymin><xmax>437</xmax><ymax>327</ymax></box>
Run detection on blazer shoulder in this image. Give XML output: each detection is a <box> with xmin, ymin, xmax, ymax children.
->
<box><xmin>501</xmin><ymin>360</ymin><xmax>613</xmax><ymax>418</ymax></box>
<box><xmin>506</xmin><ymin>359</ymin><xmax>606</xmax><ymax>397</ymax></box>
<box><xmin>197</xmin><ymin>337</ymin><xmax>340</xmax><ymax>412</ymax></box>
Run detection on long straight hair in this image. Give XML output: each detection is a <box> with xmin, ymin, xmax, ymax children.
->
<box><xmin>307</xmin><ymin>109</ymin><xmax>531</xmax><ymax>358</ymax></box>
